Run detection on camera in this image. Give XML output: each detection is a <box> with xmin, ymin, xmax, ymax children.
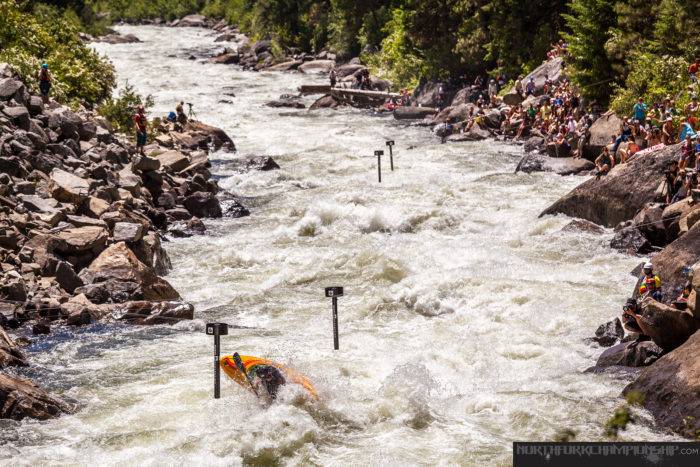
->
<box><xmin>325</xmin><ymin>286</ymin><xmax>344</xmax><ymax>298</ymax></box>
<box><xmin>206</xmin><ymin>322</ymin><xmax>229</xmax><ymax>335</ymax></box>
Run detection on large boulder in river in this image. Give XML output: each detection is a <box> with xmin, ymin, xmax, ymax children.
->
<box><xmin>78</xmin><ymin>242</ymin><xmax>180</xmax><ymax>302</ymax></box>
<box><xmin>175</xmin><ymin>14</ymin><xmax>208</xmax><ymax>28</ymax></box>
<box><xmin>0</xmin><ymin>373</ymin><xmax>71</xmax><ymax>421</ymax></box>
<box><xmin>583</xmin><ymin>112</ymin><xmax>622</xmax><ymax>160</ymax></box>
<box><xmin>411</xmin><ymin>80</ymin><xmax>457</xmax><ymax>108</ymax></box>
<box><xmin>183</xmin><ymin>191</ymin><xmax>222</xmax><ymax>218</ymax></box>
<box><xmin>595</xmin><ymin>340</ymin><xmax>664</xmax><ymax>368</ymax></box>
<box><xmin>515</xmin><ymin>153</ymin><xmax>594</xmax><ymax>176</ymax></box>
<box><xmin>624</xmin><ymin>330</ymin><xmax>700</xmax><ymax>438</ymax></box>
<box><xmin>298</xmin><ymin>60</ymin><xmax>335</xmax><ymax>74</ymax></box>
<box><xmin>181</xmin><ymin>121</ymin><xmax>235</xmax><ymax>152</ymax></box>
<box><xmin>393</xmin><ymin>107</ymin><xmax>438</xmax><ymax>120</ymax></box>
<box><xmin>540</xmin><ymin>143</ymin><xmax>679</xmax><ymax>227</ymax></box>
<box><xmin>0</xmin><ymin>328</ymin><xmax>26</xmax><ymax>368</ymax></box>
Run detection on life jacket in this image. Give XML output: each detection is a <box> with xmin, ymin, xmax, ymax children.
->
<box><xmin>639</xmin><ymin>274</ymin><xmax>661</xmax><ymax>295</ymax></box>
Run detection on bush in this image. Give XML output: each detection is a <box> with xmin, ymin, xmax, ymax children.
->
<box><xmin>98</xmin><ymin>82</ymin><xmax>154</xmax><ymax>134</ymax></box>
<box><xmin>610</xmin><ymin>53</ymin><xmax>690</xmax><ymax>117</ymax></box>
<box><xmin>362</xmin><ymin>8</ymin><xmax>428</xmax><ymax>91</ymax></box>
<box><xmin>0</xmin><ymin>1</ymin><xmax>115</xmax><ymax>107</ymax></box>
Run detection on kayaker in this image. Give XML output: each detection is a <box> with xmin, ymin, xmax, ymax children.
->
<box><xmin>249</xmin><ymin>364</ymin><xmax>286</xmax><ymax>400</ymax></box>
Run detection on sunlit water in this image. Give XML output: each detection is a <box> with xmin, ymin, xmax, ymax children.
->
<box><xmin>0</xmin><ymin>26</ymin><xmax>678</xmax><ymax>466</ymax></box>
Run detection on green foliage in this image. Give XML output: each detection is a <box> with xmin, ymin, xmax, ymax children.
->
<box><xmin>0</xmin><ymin>0</ymin><xmax>115</xmax><ymax>107</ymax></box>
<box><xmin>86</xmin><ymin>0</ymin><xmax>205</xmax><ymax>22</ymax></box>
<box><xmin>604</xmin><ymin>405</ymin><xmax>632</xmax><ymax>438</ymax></box>
<box><xmin>610</xmin><ymin>53</ymin><xmax>690</xmax><ymax>116</ymax></box>
<box><xmin>362</xmin><ymin>8</ymin><xmax>428</xmax><ymax>89</ymax></box>
<box><xmin>97</xmin><ymin>82</ymin><xmax>154</xmax><ymax>134</ymax></box>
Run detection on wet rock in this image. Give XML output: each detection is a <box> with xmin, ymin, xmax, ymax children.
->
<box><xmin>0</xmin><ymin>373</ymin><xmax>71</xmax><ymax>421</ymax></box>
<box><xmin>541</xmin><ymin>143</ymin><xmax>678</xmax><ymax>227</ymax></box>
<box><xmin>183</xmin><ymin>192</ymin><xmax>222</xmax><ymax>218</ymax></box>
<box><xmin>0</xmin><ymin>328</ymin><xmax>26</xmax><ymax>368</ymax></box>
<box><xmin>516</xmin><ymin>153</ymin><xmax>594</xmax><ymax>176</ymax></box>
<box><xmin>32</xmin><ymin>320</ymin><xmax>50</xmax><ymax>335</ymax></box>
<box><xmin>561</xmin><ymin>219</ymin><xmax>605</xmax><ymax>234</ymax></box>
<box><xmin>175</xmin><ymin>14</ymin><xmax>208</xmax><ymax>28</ymax></box>
<box><xmin>393</xmin><ymin>107</ymin><xmax>438</xmax><ymax>120</ymax></box>
<box><xmin>115</xmin><ymin>300</ymin><xmax>194</xmax><ymax>324</ymax></box>
<box><xmin>266</xmin><ymin>60</ymin><xmax>302</xmax><ymax>71</ymax></box>
<box><xmin>595</xmin><ymin>340</ymin><xmax>664</xmax><ymax>368</ymax></box>
<box><xmin>309</xmin><ymin>94</ymin><xmax>340</xmax><ymax>110</ymax></box>
<box><xmin>266</xmin><ymin>98</ymin><xmax>305</xmax><ymax>109</ymax></box>
<box><xmin>208</xmin><ymin>51</ymin><xmax>239</xmax><ymax>65</ymax></box>
<box><xmin>78</xmin><ymin>242</ymin><xmax>180</xmax><ymax>302</ymax></box>
<box><xmin>129</xmin><ymin>232</ymin><xmax>171</xmax><ymax>276</ymax></box>
<box><xmin>181</xmin><ymin>121</ymin><xmax>235</xmax><ymax>152</ymax></box>
<box><xmin>298</xmin><ymin>60</ymin><xmax>335</xmax><ymax>74</ymax></box>
<box><xmin>624</xmin><ymin>330</ymin><xmax>700</xmax><ymax>438</ymax></box>
<box><xmin>610</xmin><ymin>223</ymin><xmax>652</xmax><ymax>255</ymax></box>
<box><xmin>446</xmin><ymin>126</ymin><xmax>491</xmax><ymax>142</ymax></box>
<box><xmin>593</xmin><ymin>318</ymin><xmax>624</xmax><ymax>347</ymax></box>
<box><xmin>96</xmin><ymin>33</ymin><xmax>141</xmax><ymax>44</ymax></box>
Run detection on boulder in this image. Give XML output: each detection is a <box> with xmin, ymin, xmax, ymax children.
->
<box><xmin>502</xmin><ymin>91</ymin><xmax>524</xmax><ymax>107</ymax></box>
<box><xmin>132</xmin><ymin>154</ymin><xmax>161</xmax><ymax>172</ymax></box>
<box><xmin>114</xmin><ymin>300</ymin><xmax>194</xmax><ymax>324</ymax></box>
<box><xmin>309</xmin><ymin>94</ymin><xmax>340</xmax><ymax>110</ymax></box>
<box><xmin>651</xmin><ymin>221</ymin><xmax>700</xmax><ymax>294</ymax></box>
<box><xmin>583</xmin><ymin>112</ymin><xmax>622</xmax><ymax>160</ymax></box>
<box><xmin>154</xmin><ymin>150</ymin><xmax>190</xmax><ymax>173</ymax></box>
<box><xmin>208</xmin><ymin>52</ymin><xmax>239</xmax><ymax>65</ymax></box>
<box><xmin>595</xmin><ymin>340</ymin><xmax>664</xmax><ymax>368</ymax></box>
<box><xmin>393</xmin><ymin>107</ymin><xmax>438</xmax><ymax>120</ymax></box>
<box><xmin>182</xmin><ymin>121</ymin><xmax>235</xmax><ymax>152</ymax></box>
<box><xmin>446</xmin><ymin>126</ymin><xmax>491</xmax><ymax>142</ymax></box>
<box><xmin>54</xmin><ymin>226</ymin><xmax>108</xmax><ymax>255</ymax></box>
<box><xmin>0</xmin><ymin>78</ymin><xmax>24</xmax><ymax>101</ymax></box>
<box><xmin>298</xmin><ymin>60</ymin><xmax>335</xmax><ymax>74</ymax></box>
<box><xmin>593</xmin><ymin>318</ymin><xmax>624</xmax><ymax>347</ymax></box>
<box><xmin>411</xmin><ymin>80</ymin><xmax>456</xmax><ymax>108</ymax></box>
<box><xmin>252</xmin><ymin>39</ymin><xmax>272</xmax><ymax>55</ymax></box>
<box><xmin>662</xmin><ymin>199</ymin><xmax>697</xmax><ymax>242</ymax></box>
<box><xmin>176</xmin><ymin>14</ymin><xmax>208</xmax><ymax>28</ymax></box>
<box><xmin>265</xmin><ymin>98</ymin><xmax>305</xmax><ymax>109</ymax></box>
<box><xmin>336</xmin><ymin>63</ymin><xmax>366</xmax><ymax>78</ymax></box>
<box><xmin>54</xmin><ymin>260</ymin><xmax>83</xmax><ymax>293</ymax></box>
<box><xmin>632</xmin><ymin>203</ymin><xmax>666</xmax><ymax>246</ymax></box>
<box><xmin>183</xmin><ymin>191</ymin><xmax>222</xmax><ymax>218</ymax></box>
<box><xmin>0</xmin><ymin>373</ymin><xmax>71</xmax><ymax>421</ymax></box>
<box><xmin>129</xmin><ymin>232</ymin><xmax>171</xmax><ymax>275</ymax></box>
<box><xmin>610</xmin><ymin>224</ymin><xmax>652</xmax><ymax>255</ymax></box>
<box><xmin>515</xmin><ymin>153</ymin><xmax>594</xmax><ymax>176</ymax></box>
<box><xmin>78</xmin><ymin>242</ymin><xmax>180</xmax><ymax>301</ymax></box>
<box><xmin>48</xmin><ymin>168</ymin><xmax>90</xmax><ymax>204</ymax></box>
<box><xmin>540</xmin><ymin>143</ymin><xmax>678</xmax><ymax>227</ymax></box>
<box><xmin>624</xmin><ymin>330</ymin><xmax>700</xmax><ymax>438</ymax></box>
<box><xmin>629</xmin><ymin>298</ymin><xmax>699</xmax><ymax>351</ymax></box>
<box><xmin>266</xmin><ymin>61</ymin><xmax>302</xmax><ymax>72</ymax></box>
<box><xmin>561</xmin><ymin>219</ymin><xmax>605</xmax><ymax>234</ymax></box>
<box><xmin>1</xmin><ymin>106</ymin><xmax>30</xmax><ymax>130</ymax></box>
<box><xmin>96</xmin><ymin>33</ymin><xmax>141</xmax><ymax>44</ymax></box>
<box><xmin>112</xmin><ymin>222</ymin><xmax>144</xmax><ymax>243</ymax></box>
<box><xmin>521</xmin><ymin>57</ymin><xmax>565</xmax><ymax>96</ymax></box>
<box><xmin>0</xmin><ymin>328</ymin><xmax>26</xmax><ymax>368</ymax></box>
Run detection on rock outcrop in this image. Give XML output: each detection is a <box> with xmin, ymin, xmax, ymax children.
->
<box><xmin>624</xmin><ymin>330</ymin><xmax>700</xmax><ymax>438</ymax></box>
<box><xmin>540</xmin><ymin>144</ymin><xmax>678</xmax><ymax>227</ymax></box>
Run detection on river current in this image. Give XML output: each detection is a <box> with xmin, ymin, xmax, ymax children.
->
<box><xmin>0</xmin><ymin>26</ymin><xmax>677</xmax><ymax>466</ymax></box>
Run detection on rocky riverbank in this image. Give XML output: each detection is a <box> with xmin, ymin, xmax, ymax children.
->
<box><xmin>540</xmin><ymin>139</ymin><xmax>700</xmax><ymax>438</ymax></box>
<box><xmin>0</xmin><ymin>64</ymin><xmax>239</xmax><ymax>420</ymax></box>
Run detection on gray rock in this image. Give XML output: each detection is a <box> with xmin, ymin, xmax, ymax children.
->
<box><xmin>112</xmin><ymin>222</ymin><xmax>144</xmax><ymax>243</ymax></box>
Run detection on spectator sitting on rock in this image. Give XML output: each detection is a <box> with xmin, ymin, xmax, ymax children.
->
<box><xmin>639</xmin><ymin>262</ymin><xmax>662</xmax><ymax>301</ymax></box>
<box><xmin>594</xmin><ymin>146</ymin><xmax>614</xmax><ymax>179</ymax></box>
<box><xmin>612</xmin><ymin>118</ymin><xmax>632</xmax><ymax>155</ymax></box>
<box><xmin>662</xmin><ymin>117</ymin><xmax>675</xmax><ymax>145</ymax></box>
<box><xmin>514</xmin><ymin>75</ymin><xmax>524</xmax><ymax>97</ymax></box>
<box><xmin>684</xmin><ymin>95</ymin><xmax>699</xmax><ymax>124</ymax></box>
<box><xmin>554</xmin><ymin>126</ymin><xmax>570</xmax><ymax>156</ymax></box>
<box><xmin>619</xmin><ymin>138</ymin><xmax>640</xmax><ymax>163</ymax></box>
<box><xmin>175</xmin><ymin>101</ymin><xmax>188</xmax><ymax>127</ymax></box>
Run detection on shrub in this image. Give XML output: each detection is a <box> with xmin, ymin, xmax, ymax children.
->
<box><xmin>0</xmin><ymin>1</ymin><xmax>115</xmax><ymax>107</ymax></box>
<box><xmin>98</xmin><ymin>82</ymin><xmax>154</xmax><ymax>134</ymax></box>
<box><xmin>610</xmin><ymin>53</ymin><xmax>690</xmax><ymax>117</ymax></box>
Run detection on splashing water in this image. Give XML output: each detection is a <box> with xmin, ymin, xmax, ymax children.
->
<box><xmin>0</xmin><ymin>26</ymin><xmax>679</xmax><ymax>466</ymax></box>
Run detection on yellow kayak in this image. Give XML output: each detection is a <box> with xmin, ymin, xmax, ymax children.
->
<box><xmin>220</xmin><ymin>355</ymin><xmax>318</xmax><ymax>400</ymax></box>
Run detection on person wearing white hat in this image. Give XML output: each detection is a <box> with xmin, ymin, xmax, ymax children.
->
<box><xmin>639</xmin><ymin>262</ymin><xmax>662</xmax><ymax>301</ymax></box>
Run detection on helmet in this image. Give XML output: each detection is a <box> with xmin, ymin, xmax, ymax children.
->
<box><xmin>643</xmin><ymin>261</ymin><xmax>653</xmax><ymax>271</ymax></box>
<box><xmin>41</xmin><ymin>63</ymin><xmax>49</xmax><ymax>69</ymax></box>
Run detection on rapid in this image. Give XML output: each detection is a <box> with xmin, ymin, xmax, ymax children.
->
<box><xmin>0</xmin><ymin>26</ymin><xmax>677</xmax><ymax>466</ymax></box>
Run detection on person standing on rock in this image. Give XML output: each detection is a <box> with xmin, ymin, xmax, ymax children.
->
<box><xmin>133</xmin><ymin>105</ymin><xmax>148</xmax><ymax>155</ymax></box>
<box><xmin>329</xmin><ymin>69</ymin><xmax>337</xmax><ymax>88</ymax></box>
<box><xmin>632</xmin><ymin>97</ymin><xmax>647</xmax><ymax>123</ymax></box>
<box><xmin>37</xmin><ymin>63</ymin><xmax>52</xmax><ymax>106</ymax></box>
<box><xmin>175</xmin><ymin>101</ymin><xmax>188</xmax><ymax>127</ymax></box>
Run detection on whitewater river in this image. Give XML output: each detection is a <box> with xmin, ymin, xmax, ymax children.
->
<box><xmin>0</xmin><ymin>26</ymin><xmax>678</xmax><ymax>466</ymax></box>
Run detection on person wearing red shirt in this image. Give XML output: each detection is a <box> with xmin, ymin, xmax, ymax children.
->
<box><xmin>133</xmin><ymin>105</ymin><xmax>147</xmax><ymax>155</ymax></box>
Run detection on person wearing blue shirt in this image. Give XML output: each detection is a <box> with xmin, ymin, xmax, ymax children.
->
<box><xmin>633</xmin><ymin>97</ymin><xmax>647</xmax><ymax>122</ymax></box>
<box><xmin>679</xmin><ymin>118</ymin><xmax>697</xmax><ymax>141</ymax></box>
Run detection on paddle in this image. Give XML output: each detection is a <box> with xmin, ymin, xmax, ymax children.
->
<box><xmin>233</xmin><ymin>352</ymin><xmax>259</xmax><ymax>398</ymax></box>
